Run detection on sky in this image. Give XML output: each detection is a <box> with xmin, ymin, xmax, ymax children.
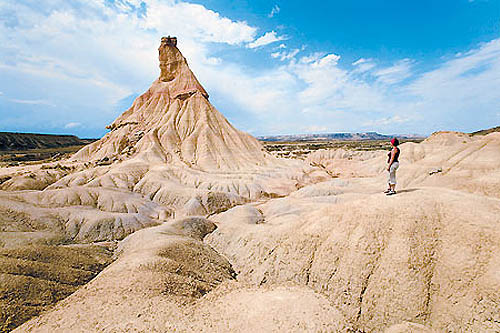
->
<box><xmin>0</xmin><ymin>0</ymin><xmax>499</xmax><ymax>138</ymax></box>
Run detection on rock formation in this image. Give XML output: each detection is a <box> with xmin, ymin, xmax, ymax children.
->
<box><xmin>73</xmin><ymin>36</ymin><xmax>268</xmax><ymax>171</ymax></box>
<box><xmin>0</xmin><ymin>37</ymin><xmax>326</xmax><ymax>243</ymax></box>
<box><xmin>1</xmin><ymin>38</ymin><xmax>499</xmax><ymax>332</ymax></box>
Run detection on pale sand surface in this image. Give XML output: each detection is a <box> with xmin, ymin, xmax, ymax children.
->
<box><xmin>1</xmin><ymin>39</ymin><xmax>499</xmax><ymax>332</ymax></box>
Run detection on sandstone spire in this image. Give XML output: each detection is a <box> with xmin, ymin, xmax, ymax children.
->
<box><xmin>157</xmin><ymin>36</ymin><xmax>208</xmax><ymax>98</ymax></box>
<box><xmin>72</xmin><ymin>37</ymin><xmax>271</xmax><ymax>171</ymax></box>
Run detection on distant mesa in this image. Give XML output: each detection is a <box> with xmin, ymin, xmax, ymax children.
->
<box><xmin>0</xmin><ymin>132</ymin><xmax>93</xmax><ymax>151</ymax></box>
<box><xmin>258</xmin><ymin>132</ymin><xmax>424</xmax><ymax>142</ymax></box>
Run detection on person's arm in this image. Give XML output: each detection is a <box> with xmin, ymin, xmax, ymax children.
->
<box><xmin>387</xmin><ymin>149</ymin><xmax>395</xmax><ymax>171</ymax></box>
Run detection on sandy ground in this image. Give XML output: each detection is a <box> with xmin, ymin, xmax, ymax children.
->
<box><xmin>9</xmin><ymin>134</ymin><xmax>500</xmax><ymax>331</ymax></box>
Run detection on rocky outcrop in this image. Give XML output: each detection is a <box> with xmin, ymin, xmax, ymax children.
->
<box><xmin>72</xmin><ymin>37</ymin><xmax>269</xmax><ymax>171</ymax></box>
<box><xmin>0</xmin><ymin>37</ymin><xmax>327</xmax><ymax>244</ymax></box>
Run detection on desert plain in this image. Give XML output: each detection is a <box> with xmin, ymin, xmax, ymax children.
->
<box><xmin>0</xmin><ymin>38</ymin><xmax>499</xmax><ymax>332</ymax></box>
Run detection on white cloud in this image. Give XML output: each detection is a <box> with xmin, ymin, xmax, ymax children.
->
<box><xmin>197</xmin><ymin>61</ymin><xmax>297</xmax><ymax>116</ymax></box>
<box><xmin>352</xmin><ymin>58</ymin><xmax>376</xmax><ymax>73</ymax></box>
<box><xmin>247</xmin><ymin>31</ymin><xmax>287</xmax><ymax>49</ymax></box>
<box><xmin>299</xmin><ymin>52</ymin><xmax>325</xmax><ymax>64</ymax></box>
<box><xmin>289</xmin><ymin>52</ymin><xmax>393</xmax><ymax>120</ymax></box>
<box><xmin>143</xmin><ymin>0</ymin><xmax>257</xmax><ymax>45</ymax></box>
<box><xmin>204</xmin><ymin>57</ymin><xmax>222</xmax><ymax>65</ymax></box>
<box><xmin>271</xmin><ymin>49</ymin><xmax>300</xmax><ymax>61</ymax></box>
<box><xmin>316</xmin><ymin>53</ymin><xmax>341</xmax><ymax>67</ymax></box>
<box><xmin>0</xmin><ymin>1</ymin><xmax>259</xmax><ymax>89</ymax></box>
<box><xmin>0</xmin><ymin>90</ymin><xmax>56</xmax><ymax>106</ymax></box>
<box><xmin>0</xmin><ymin>0</ymin><xmax>261</xmax><ymax>134</ymax></box>
<box><xmin>1</xmin><ymin>1</ymin><xmax>499</xmax><ymax>137</ymax></box>
<box><xmin>268</xmin><ymin>5</ymin><xmax>280</xmax><ymax>18</ymax></box>
<box><xmin>374</xmin><ymin>59</ymin><xmax>413</xmax><ymax>84</ymax></box>
<box><xmin>408</xmin><ymin>39</ymin><xmax>500</xmax><ymax>98</ymax></box>
<box><xmin>64</xmin><ymin>122</ymin><xmax>81</xmax><ymax>129</ymax></box>
<box><xmin>352</xmin><ymin>58</ymin><xmax>366</xmax><ymax>66</ymax></box>
<box><xmin>403</xmin><ymin>38</ymin><xmax>500</xmax><ymax>128</ymax></box>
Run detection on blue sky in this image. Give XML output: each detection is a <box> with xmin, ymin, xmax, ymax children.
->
<box><xmin>0</xmin><ymin>0</ymin><xmax>499</xmax><ymax>138</ymax></box>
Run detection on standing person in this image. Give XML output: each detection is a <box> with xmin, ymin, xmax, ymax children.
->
<box><xmin>385</xmin><ymin>138</ymin><xmax>400</xmax><ymax>195</ymax></box>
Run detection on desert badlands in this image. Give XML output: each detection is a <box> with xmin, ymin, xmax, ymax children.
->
<box><xmin>0</xmin><ymin>38</ymin><xmax>499</xmax><ymax>332</ymax></box>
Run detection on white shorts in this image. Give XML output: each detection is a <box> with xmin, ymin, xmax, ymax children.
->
<box><xmin>388</xmin><ymin>162</ymin><xmax>399</xmax><ymax>185</ymax></box>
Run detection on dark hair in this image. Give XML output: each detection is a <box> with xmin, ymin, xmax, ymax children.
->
<box><xmin>391</xmin><ymin>138</ymin><xmax>399</xmax><ymax>146</ymax></box>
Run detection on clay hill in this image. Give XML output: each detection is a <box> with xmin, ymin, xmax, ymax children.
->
<box><xmin>0</xmin><ymin>37</ymin><xmax>499</xmax><ymax>332</ymax></box>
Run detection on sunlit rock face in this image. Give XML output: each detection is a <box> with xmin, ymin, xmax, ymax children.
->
<box><xmin>0</xmin><ymin>37</ymin><xmax>326</xmax><ymax>243</ymax></box>
<box><xmin>159</xmin><ymin>36</ymin><xmax>183</xmax><ymax>83</ymax></box>
<box><xmin>72</xmin><ymin>36</ymin><xmax>278</xmax><ymax>172</ymax></box>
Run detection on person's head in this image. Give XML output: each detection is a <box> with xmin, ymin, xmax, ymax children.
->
<box><xmin>390</xmin><ymin>137</ymin><xmax>399</xmax><ymax>147</ymax></box>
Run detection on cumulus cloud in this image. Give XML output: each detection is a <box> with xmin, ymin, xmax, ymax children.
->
<box><xmin>143</xmin><ymin>0</ymin><xmax>257</xmax><ymax>45</ymax></box>
<box><xmin>0</xmin><ymin>0</ymin><xmax>260</xmax><ymax>135</ymax></box>
<box><xmin>247</xmin><ymin>31</ymin><xmax>287</xmax><ymax>49</ymax></box>
<box><xmin>299</xmin><ymin>52</ymin><xmax>325</xmax><ymax>64</ymax></box>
